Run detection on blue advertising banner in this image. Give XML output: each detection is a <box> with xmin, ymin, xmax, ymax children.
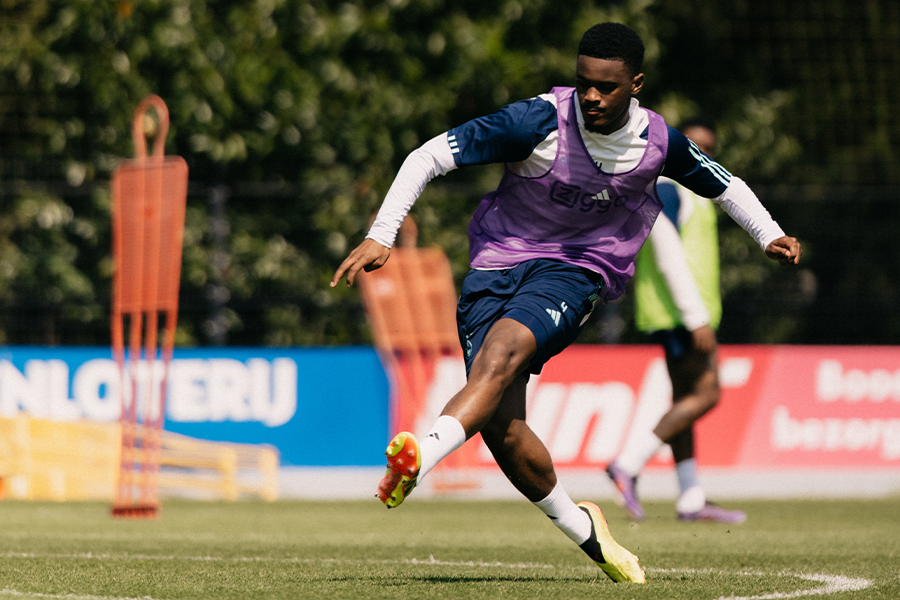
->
<box><xmin>0</xmin><ymin>346</ymin><xmax>390</xmax><ymax>467</ymax></box>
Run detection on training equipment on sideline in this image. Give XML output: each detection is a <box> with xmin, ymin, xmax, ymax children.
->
<box><xmin>110</xmin><ymin>95</ymin><xmax>188</xmax><ymax>518</ymax></box>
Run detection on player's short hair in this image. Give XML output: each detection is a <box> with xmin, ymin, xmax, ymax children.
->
<box><xmin>577</xmin><ymin>23</ymin><xmax>645</xmax><ymax>75</ymax></box>
<box><xmin>679</xmin><ymin>116</ymin><xmax>717</xmax><ymax>135</ymax></box>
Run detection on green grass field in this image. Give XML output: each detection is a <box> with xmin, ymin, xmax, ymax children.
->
<box><xmin>0</xmin><ymin>497</ymin><xmax>897</xmax><ymax>599</ymax></box>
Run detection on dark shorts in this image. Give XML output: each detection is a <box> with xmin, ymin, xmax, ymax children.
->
<box><xmin>456</xmin><ymin>259</ymin><xmax>604</xmax><ymax>375</ymax></box>
<box><xmin>649</xmin><ymin>326</ymin><xmax>694</xmax><ymax>359</ymax></box>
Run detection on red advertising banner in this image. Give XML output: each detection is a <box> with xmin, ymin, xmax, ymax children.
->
<box><xmin>416</xmin><ymin>345</ymin><xmax>900</xmax><ymax>471</ymax></box>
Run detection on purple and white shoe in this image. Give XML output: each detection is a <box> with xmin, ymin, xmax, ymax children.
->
<box><xmin>678</xmin><ymin>502</ymin><xmax>747</xmax><ymax>524</ymax></box>
<box><xmin>605</xmin><ymin>462</ymin><xmax>645</xmax><ymax>521</ymax></box>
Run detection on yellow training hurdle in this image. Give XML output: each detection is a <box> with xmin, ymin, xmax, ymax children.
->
<box><xmin>0</xmin><ymin>414</ymin><xmax>278</xmax><ymax>503</ymax></box>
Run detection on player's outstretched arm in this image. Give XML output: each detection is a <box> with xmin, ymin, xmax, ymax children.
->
<box><xmin>764</xmin><ymin>235</ymin><xmax>802</xmax><ymax>266</ymax></box>
<box><xmin>330</xmin><ymin>238</ymin><xmax>391</xmax><ymax>288</ymax></box>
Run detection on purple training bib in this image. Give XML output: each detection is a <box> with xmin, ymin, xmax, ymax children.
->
<box><xmin>468</xmin><ymin>87</ymin><xmax>668</xmax><ymax>301</ymax></box>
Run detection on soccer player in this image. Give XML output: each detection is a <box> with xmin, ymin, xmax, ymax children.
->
<box><xmin>331</xmin><ymin>22</ymin><xmax>800</xmax><ymax>583</ymax></box>
<box><xmin>605</xmin><ymin>117</ymin><xmax>747</xmax><ymax>523</ymax></box>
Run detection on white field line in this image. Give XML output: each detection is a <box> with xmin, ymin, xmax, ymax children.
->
<box><xmin>717</xmin><ymin>572</ymin><xmax>874</xmax><ymax>599</ymax></box>
<box><xmin>0</xmin><ymin>551</ymin><xmax>553</xmax><ymax>569</ymax></box>
<box><xmin>0</xmin><ymin>554</ymin><xmax>875</xmax><ymax>599</ymax></box>
<box><xmin>648</xmin><ymin>568</ymin><xmax>874</xmax><ymax>599</ymax></box>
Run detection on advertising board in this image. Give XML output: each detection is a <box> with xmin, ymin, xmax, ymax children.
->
<box><xmin>418</xmin><ymin>345</ymin><xmax>900</xmax><ymax>471</ymax></box>
<box><xmin>2</xmin><ymin>344</ymin><xmax>899</xmax><ymax>476</ymax></box>
<box><xmin>0</xmin><ymin>346</ymin><xmax>389</xmax><ymax>467</ymax></box>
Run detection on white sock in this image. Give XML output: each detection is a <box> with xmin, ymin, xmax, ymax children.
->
<box><xmin>676</xmin><ymin>485</ymin><xmax>707</xmax><ymax>513</ymax></box>
<box><xmin>675</xmin><ymin>458</ymin><xmax>700</xmax><ymax>495</ymax></box>
<box><xmin>418</xmin><ymin>415</ymin><xmax>466</xmax><ymax>480</ymax></box>
<box><xmin>615</xmin><ymin>431</ymin><xmax>664</xmax><ymax>477</ymax></box>
<box><xmin>532</xmin><ymin>482</ymin><xmax>592</xmax><ymax>545</ymax></box>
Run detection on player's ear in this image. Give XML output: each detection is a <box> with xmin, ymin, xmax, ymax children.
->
<box><xmin>631</xmin><ymin>73</ymin><xmax>644</xmax><ymax>95</ymax></box>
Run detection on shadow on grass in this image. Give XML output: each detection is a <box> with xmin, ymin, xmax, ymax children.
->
<box><xmin>322</xmin><ymin>573</ymin><xmax>614</xmax><ymax>584</ymax></box>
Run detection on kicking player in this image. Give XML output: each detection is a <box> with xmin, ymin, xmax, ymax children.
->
<box><xmin>606</xmin><ymin>118</ymin><xmax>746</xmax><ymax>523</ymax></box>
<box><xmin>331</xmin><ymin>22</ymin><xmax>800</xmax><ymax>584</ymax></box>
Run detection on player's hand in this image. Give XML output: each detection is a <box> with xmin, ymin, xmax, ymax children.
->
<box><xmin>690</xmin><ymin>324</ymin><xmax>717</xmax><ymax>355</ymax></box>
<box><xmin>330</xmin><ymin>238</ymin><xmax>391</xmax><ymax>288</ymax></box>
<box><xmin>765</xmin><ymin>236</ymin><xmax>802</xmax><ymax>265</ymax></box>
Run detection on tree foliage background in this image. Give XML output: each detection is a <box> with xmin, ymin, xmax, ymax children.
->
<box><xmin>0</xmin><ymin>0</ymin><xmax>897</xmax><ymax>347</ymax></box>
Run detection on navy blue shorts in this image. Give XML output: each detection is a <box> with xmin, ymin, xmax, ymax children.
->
<box><xmin>456</xmin><ymin>259</ymin><xmax>604</xmax><ymax>375</ymax></box>
<box><xmin>649</xmin><ymin>327</ymin><xmax>694</xmax><ymax>359</ymax></box>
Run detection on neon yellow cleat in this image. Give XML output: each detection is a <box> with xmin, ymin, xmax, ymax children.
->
<box><xmin>576</xmin><ymin>501</ymin><xmax>646</xmax><ymax>583</ymax></box>
<box><xmin>376</xmin><ymin>432</ymin><xmax>421</xmax><ymax>508</ymax></box>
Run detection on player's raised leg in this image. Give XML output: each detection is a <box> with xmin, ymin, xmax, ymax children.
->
<box><xmin>376</xmin><ymin>415</ymin><xmax>467</xmax><ymax>508</ymax></box>
<box><xmin>376</xmin><ymin>317</ymin><xmax>532</xmax><ymax>508</ymax></box>
<box><xmin>376</xmin><ymin>431</ymin><xmax>421</xmax><ymax>508</ymax></box>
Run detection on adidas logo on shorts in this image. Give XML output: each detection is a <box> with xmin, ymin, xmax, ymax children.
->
<box><xmin>546</xmin><ymin>302</ymin><xmax>567</xmax><ymax>327</ymax></box>
<box><xmin>546</xmin><ymin>308</ymin><xmax>561</xmax><ymax>326</ymax></box>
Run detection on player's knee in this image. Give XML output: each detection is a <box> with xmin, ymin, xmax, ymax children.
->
<box><xmin>700</xmin><ymin>379</ymin><xmax>721</xmax><ymax>411</ymax></box>
<box><xmin>475</xmin><ymin>337</ymin><xmax>529</xmax><ymax>380</ymax></box>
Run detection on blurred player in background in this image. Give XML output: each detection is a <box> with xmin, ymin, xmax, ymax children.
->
<box><xmin>605</xmin><ymin>118</ymin><xmax>746</xmax><ymax>524</ymax></box>
<box><xmin>332</xmin><ymin>23</ymin><xmax>800</xmax><ymax>583</ymax></box>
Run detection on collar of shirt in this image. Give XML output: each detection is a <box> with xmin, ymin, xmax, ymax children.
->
<box><xmin>575</xmin><ymin>97</ymin><xmax>650</xmax><ymax>174</ymax></box>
